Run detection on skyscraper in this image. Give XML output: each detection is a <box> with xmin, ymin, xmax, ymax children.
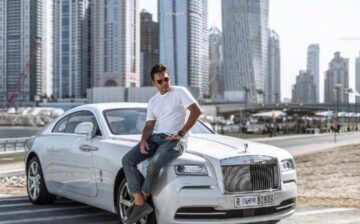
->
<box><xmin>324</xmin><ymin>52</ymin><xmax>349</xmax><ymax>103</ymax></box>
<box><xmin>209</xmin><ymin>26</ymin><xmax>224</xmax><ymax>100</ymax></box>
<box><xmin>53</xmin><ymin>0</ymin><xmax>91</xmax><ymax>99</ymax></box>
<box><xmin>0</xmin><ymin>0</ymin><xmax>46</xmax><ymax>107</ymax></box>
<box><xmin>292</xmin><ymin>70</ymin><xmax>316</xmax><ymax>104</ymax></box>
<box><xmin>356</xmin><ymin>52</ymin><xmax>360</xmax><ymax>103</ymax></box>
<box><xmin>141</xmin><ymin>10</ymin><xmax>159</xmax><ymax>86</ymax></box>
<box><xmin>307</xmin><ymin>44</ymin><xmax>320</xmax><ymax>102</ymax></box>
<box><xmin>159</xmin><ymin>0</ymin><xmax>209</xmax><ymax>97</ymax></box>
<box><xmin>91</xmin><ymin>0</ymin><xmax>140</xmax><ymax>88</ymax></box>
<box><xmin>266</xmin><ymin>30</ymin><xmax>281</xmax><ymax>104</ymax></box>
<box><xmin>222</xmin><ymin>0</ymin><xmax>269</xmax><ymax>103</ymax></box>
<box><xmin>43</xmin><ymin>0</ymin><xmax>53</xmax><ymax>98</ymax></box>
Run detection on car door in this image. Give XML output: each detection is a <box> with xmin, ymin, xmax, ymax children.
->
<box><xmin>51</xmin><ymin>110</ymin><xmax>98</xmax><ymax>197</ymax></box>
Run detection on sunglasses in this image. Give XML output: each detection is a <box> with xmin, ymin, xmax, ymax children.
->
<box><xmin>155</xmin><ymin>77</ymin><xmax>170</xmax><ymax>84</ymax></box>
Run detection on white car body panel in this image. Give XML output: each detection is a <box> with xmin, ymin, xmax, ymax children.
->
<box><xmin>26</xmin><ymin>103</ymin><xmax>297</xmax><ymax>223</ymax></box>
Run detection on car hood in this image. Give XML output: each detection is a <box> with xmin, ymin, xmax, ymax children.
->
<box><xmin>186</xmin><ymin>134</ymin><xmax>292</xmax><ymax>160</ymax></box>
<box><xmin>112</xmin><ymin>134</ymin><xmax>292</xmax><ymax>161</ymax></box>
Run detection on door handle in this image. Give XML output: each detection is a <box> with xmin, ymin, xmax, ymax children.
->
<box><xmin>79</xmin><ymin>145</ymin><xmax>99</xmax><ymax>152</ymax></box>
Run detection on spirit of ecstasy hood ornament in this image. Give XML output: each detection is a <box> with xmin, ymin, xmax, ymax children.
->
<box><xmin>243</xmin><ymin>143</ymin><xmax>248</xmax><ymax>153</ymax></box>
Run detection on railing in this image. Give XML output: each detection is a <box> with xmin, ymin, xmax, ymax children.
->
<box><xmin>0</xmin><ymin>137</ymin><xmax>30</xmax><ymax>153</ymax></box>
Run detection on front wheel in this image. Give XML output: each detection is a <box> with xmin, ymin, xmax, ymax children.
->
<box><xmin>116</xmin><ymin>179</ymin><xmax>156</xmax><ymax>224</ymax></box>
<box><xmin>26</xmin><ymin>156</ymin><xmax>56</xmax><ymax>204</ymax></box>
<box><xmin>256</xmin><ymin>221</ymin><xmax>280</xmax><ymax>224</ymax></box>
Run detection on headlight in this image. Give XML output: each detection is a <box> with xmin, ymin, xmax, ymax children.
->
<box><xmin>280</xmin><ymin>159</ymin><xmax>295</xmax><ymax>172</ymax></box>
<box><xmin>175</xmin><ymin>165</ymin><xmax>208</xmax><ymax>176</ymax></box>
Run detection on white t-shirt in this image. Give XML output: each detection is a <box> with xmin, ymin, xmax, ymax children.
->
<box><xmin>146</xmin><ymin>86</ymin><xmax>198</xmax><ymax>135</ymax></box>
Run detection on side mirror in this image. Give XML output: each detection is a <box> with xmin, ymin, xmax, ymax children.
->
<box><xmin>74</xmin><ymin>122</ymin><xmax>94</xmax><ymax>139</ymax></box>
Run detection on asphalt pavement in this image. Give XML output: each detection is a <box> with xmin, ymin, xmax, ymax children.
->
<box><xmin>0</xmin><ymin>195</ymin><xmax>359</xmax><ymax>224</ymax></box>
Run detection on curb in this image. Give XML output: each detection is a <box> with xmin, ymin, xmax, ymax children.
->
<box><xmin>0</xmin><ymin>193</ymin><xmax>27</xmax><ymax>198</ymax></box>
<box><xmin>0</xmin><ymin>169</ymin><xmax>25</xmax><ymax>178</ymax></box>
<box><xmin>251</xmin><ymin>131</ymin><xmax>359</xmax><ymax>142</ymax></box>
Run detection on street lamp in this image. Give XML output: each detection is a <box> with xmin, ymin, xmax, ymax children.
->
<box><xmin>243</xmin><ymin>85</ymin><xmax>250</xmax><ymax>119</ymax></box>
<box><xmin>274</xmin><ymin>92</ymin><xmax>280</xmax><ymax>104</ymax></box>
<box><xmin>345</xmin><ymin>88</ymin><xmax>353</xmax><ymax>131</ymax></box>
<box><xmin>333</xmin><ymin>83</ymin><xmax>342</xmax><ymax>143</ymax></box>
<box><xmin>256</xmin><ymin>89</ymin><xmax>264</xmax><ymax>109</ymax></box>
<box><xmin>356</xmin><ymin>94</ymin><xmax>359</xmax><ymax>131</ymax></box>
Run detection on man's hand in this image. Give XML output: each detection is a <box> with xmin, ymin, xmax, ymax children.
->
<box><xmin>166</xmin><ymin>135</ymin><xmax>181</xmax><ymax>141</ymax></box>
<box><xmin>140</xmin><ymin>141</ymin><xmax>149</xmax><ymax>154</ymax></box>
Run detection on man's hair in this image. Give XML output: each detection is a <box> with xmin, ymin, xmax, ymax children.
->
<box><xmin>150</xmin><ymin>64</ymin><xmax>167</xmax><ymax>81</ymax></box>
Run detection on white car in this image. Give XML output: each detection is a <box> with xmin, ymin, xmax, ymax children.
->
<box><xmin>25</xmin><ymin>103</ymin><xmax>297</xmax><ymax>224</ymax></box>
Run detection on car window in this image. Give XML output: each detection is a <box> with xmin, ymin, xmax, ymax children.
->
<box><xmin>104</xmin><ymin>108</ymin><xmax>214</xmax><ymax>135</ymax></box>
<box><xmin>190</xmin><ymin>120</ymin><xmax>215</xmax><ymax>134</ymax></box>
<box><xmin>52</xmin><ymin>115</ymin><xmax>70</xmax><ymax>133</ymax></box>
<box><xmin>104</xmin><ymin>109</ymin><xmax>147</xmax><ymax>135</ymax></box>
<box><xmin>65</xmin><ymin>111</ymin><xmax>101</xmax><ymax>135</ymax></box>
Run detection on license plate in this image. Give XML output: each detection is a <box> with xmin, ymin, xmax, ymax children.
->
<box><xmin>234</xmin><ymin>194</ymin><xmax>275</xmax><ymax>208</ymax></box>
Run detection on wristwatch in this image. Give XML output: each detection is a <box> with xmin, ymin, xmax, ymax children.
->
<box><xmin>177</xmin><ymin>130</ymin><xmax>186</xmax><ymax>138</ymax></box>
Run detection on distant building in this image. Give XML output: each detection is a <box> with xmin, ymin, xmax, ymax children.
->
<box><xmin>140</xmin><ymin>10</ymin><xmax>159</xmax><ymax>86</ymax></box>
<box><xmin>87</xmin><ymin>86</ymin><xmax>200</xmax><ymax>104</ymax></box>
<box><xmin>292</xmin><ymin>70</ymin><xmax>316</xmax><ymax>104</ymax></box>
<box><xmin>222</xmin><ymin>0</ymin><xmax>269</xmax><ymax>103</ymax></box>
<box><xmin>208</xmin><ymin>26</ymin><xmax>224</xmax><ymax>100</ymax></box>
<box><xmin>307</xmin><ymin>44</ymin><xmax>320</xmax><ymax>102</ymax></box>
<box><xmin>324</xmin><ymin>52</ymin><xmax>349</xmax><ymax>103</ymax></box>
<box><xmin>0</xmin><ymin>0</ymin><xmax>47</xmax><ymax>107</ymax></box>
<box><xmin>356</xmin><ymin>52</ymin><xmax>360</xmax><ymax>103</ymax></box>
<box><xmin>53</xmin><ymin>0</ymin><xmax>91</xmax><ymax>99</ymax></box>
<box><xmin>159</xmin><ymin>0</ymin><xmax>209</xmax><ymax>97</ymax></box>
<box><xmin>283</xmin><ymin>98</ymin><xmax>292</xmax><ymax>103</ymax></box>
<box><xmin>91</xmin><ymin>0</ymin><xmax>140</xmax><ymax>88</ymax></box>
<box><xmin>266</xmin><ymin>30</ymin><xmax>281</xmax><ymax>104</ymax></box>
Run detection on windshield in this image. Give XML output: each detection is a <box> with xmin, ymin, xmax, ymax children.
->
<box><xmin>104</xmin><ymin>108</ymin><xmax>213</xmax><ymax>135</ymax></box>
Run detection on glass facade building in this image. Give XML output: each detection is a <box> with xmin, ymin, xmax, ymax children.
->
<box><xmin>91</xmin><ymin>0</ymin><xmax>140</xmax><ymax>88</ymax></box>
<box><xmin>324</xmin><ymin>52</ymin><xmax>349</xmax><ymax>103</ymax></box>
<box><xmin>159</xmin><ymin>0</ymin><xmax>209</xmax><ymax>97</ymax></box>
<box><xmin>0</xmin><ymin>0</ymin><xmax>45</xmax><ymax>107</ymax></box>
<box><xmin>53</xmin><ymin>0</ymin><xmax>90</xmax><ymax>99</ymax></box>
<box><xmin>307</xmin><ymin>44</ymin><xmax>320</xmax><ymax>102</ymax></box>
<box><xmin>266</xmin><ymin>30</ymin><xmax>281</xmax><ymax>104</ymax></box>
<box><xmin>222</xmin><ymin>0</ymin><xmax>269</xmax><ymax>103</ymax></box>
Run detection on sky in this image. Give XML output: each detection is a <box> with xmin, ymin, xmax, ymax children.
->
<box><xmin>140</xmin><ymin>0</ymin><xmax>360</xmax><ymax>102</ymax></box>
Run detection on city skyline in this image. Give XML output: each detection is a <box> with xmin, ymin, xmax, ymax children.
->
<box><xmin>141</xmin><ymin>0</ymin><xmax>360</xmax><ymax>103</ymax></box>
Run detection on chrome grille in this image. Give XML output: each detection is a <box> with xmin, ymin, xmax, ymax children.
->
<box><xmin>222</xmin><ymin>164</ymin><xmax>279</xmax><ymax>192</ymax></box>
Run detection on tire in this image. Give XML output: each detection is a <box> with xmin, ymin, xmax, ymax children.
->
<box><xmin>116</xmin><ymin>179</ymin><xmax>156</xmax><ymax>224</ymax></box>
<box><xmin>256</xmin><ymin>221</ymin><xmax>280</xmax><ymax>224</ymax></box>
<box><xmin>26</xmin><ymin>156</ymin><xmax>56</xmax><ymax>204</ymax></box>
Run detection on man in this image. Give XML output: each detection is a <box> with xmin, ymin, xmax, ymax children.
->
<box><xmin>122</xmin><ymin>64</ymin><xmax>202</xmax><ymax>223</ymax></box>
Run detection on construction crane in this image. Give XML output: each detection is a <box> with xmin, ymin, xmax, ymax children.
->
<box><xmin>5</xmin><ymin>42</ymin><xmax>41</xmax><ymax>108</ymax></box>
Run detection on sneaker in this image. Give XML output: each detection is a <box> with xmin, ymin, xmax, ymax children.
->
<box><xmin>124</xmin><ymin>204</ymin><xmax>134</xmax><ymax>223</ymax></box>
<box><xmin>126</xmin><ymin>202</ymin><xmax>153</xmax><ymax>224</ymax></box>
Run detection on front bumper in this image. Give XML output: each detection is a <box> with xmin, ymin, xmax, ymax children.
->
<box><xmin>153</xmin><ymin>180</ymin><xmax>296</xmax><ymax>224</ymax></box>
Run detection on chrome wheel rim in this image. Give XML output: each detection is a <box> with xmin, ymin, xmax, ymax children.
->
<box><xmin>118</xmin><ymin>183</ymin><xmax>148</xmax><ymax>224</ymax></box>
<box><xmin>27</xmin><ymin>161</ymin><xmax>41</xmax><ymax>200</ymax></box>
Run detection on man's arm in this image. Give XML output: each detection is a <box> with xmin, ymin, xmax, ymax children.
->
<box><xmin>140</xmin><ymin>120</ymin><xmax>156</xmax><ymax>154</ymax></box>
<box><xmin>167</xmin><ymin>103</ymin><xmax>202</xmax><ymax>141</ymax></box>
<box><xmin>181</xmin><ymin>103</ymin><xmax>202</xmax><ymax>133</ymax></box>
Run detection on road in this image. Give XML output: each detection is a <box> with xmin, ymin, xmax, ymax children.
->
<box><xmin>252</xmin><ymin>131</ymin><xmax>360</xmax><ymax>156</ymax></box>
<box><xmin>0</xmin><ymin>196</ymin><xmax>359</xmax><ymax>224</ymax></box>
<box><xmin>0</xmin><ymin>196</ymin><xmax>118</xmax><ymax>224</ymax></box>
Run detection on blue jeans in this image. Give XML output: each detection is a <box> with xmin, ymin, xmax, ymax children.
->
<box><xmin>122</xmin><ymin>133</ymin><xmax>185</xmax><ymax>195</ymax></box>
